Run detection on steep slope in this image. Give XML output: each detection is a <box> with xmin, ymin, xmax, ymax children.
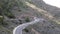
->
<box><xmin>11</xmin><ymin>0</ymin><xmax>60</xmax><ymax>34</ymax></box>
<box><xmin>0</xmin><ymin>0</ymin><xmax>60</xmax><ymax>34</ymax></box>
<box><xmin>26</xmin><ymin>0</ymin><xmax>60</xmax><ymax>19</ymax></box>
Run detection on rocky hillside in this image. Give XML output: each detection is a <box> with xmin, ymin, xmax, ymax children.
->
<box><xmin>0</xmin><ymin>0</ymin><xmax>60</xmax><ymax>34</ymax></box>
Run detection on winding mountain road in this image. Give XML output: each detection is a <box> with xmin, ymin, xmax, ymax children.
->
<box><xmin>13</xmin><ymin>17</ymin><xmax>44</xmax><ymax>34</ymax></box>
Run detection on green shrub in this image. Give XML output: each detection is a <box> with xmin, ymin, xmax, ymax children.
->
<box><xmin>0</xmin><ymin>0</ymin><xmax>15</xmax><ymax>19</ymax></box>
<box><xmin>4</xmin><ymin>12</ymin><xmax>15</xmax><ymax>18</ymax></box>
<box><xmin>0</xmin><ymin>16</ymin><xmax>8</xmax><ymax>26</ymax></box>
<box><xmin>0</xmin><ymin>16</ymin><xmax>4</xmax><ymax>23</ymax></box>
<box><xmin>25</xmin><ymin>17</ymin><xmax>30</xmax><ymax>22</ymax></box>
<box><xmin>24</xmin><ymin>29</ymin><xmax>29</xmax><ymax>32</ymax></box>
<box><xmin>1</xmin><ymin>22</ymin><xmax>8</xmax><ymax>26</ymax></box>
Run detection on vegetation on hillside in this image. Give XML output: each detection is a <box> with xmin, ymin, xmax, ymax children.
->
<box><xmin>0</xmin><ymin>0</ymin><xmax>60</xmax><ymax>34</ymax></box>
<box><xmin>0</xmin><ymin>0</ymin><xmax>24</xmax><ymax>34</ymax></box>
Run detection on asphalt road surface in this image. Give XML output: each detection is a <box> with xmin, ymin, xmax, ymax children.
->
<box><xmin>13</xmin><ymin>17</ymin><xmax>44</xmax><ymax>34</ymax></box>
